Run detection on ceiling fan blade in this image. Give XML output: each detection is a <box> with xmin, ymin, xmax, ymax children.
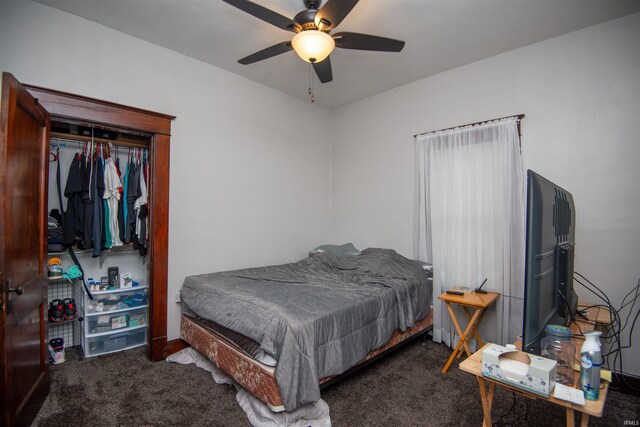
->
<box><xmin>238</xmin><ymin>41</ymin><xmax>293</xmax><ymax>65</ymax></box>
<box><xmin>313</xmin><ymin>56</ymin><xmax>333</xmax><ymax>83</ymax></box>
<box><xmin>315</xmin><ymin>0</ymin><xmax>359</xmax><ymax>30</ymax></box>
<box><xmin>333</xmin><ymin>32</ymin><xmax>405</xmax><ymax>52</ymax></box>
<box><xmin>223</xmin><ymin>0</ymin><xmax>297</xmax><ymax>32</ymax></box>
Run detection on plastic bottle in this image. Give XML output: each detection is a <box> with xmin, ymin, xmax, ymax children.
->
<box><xmin>580</xmin><ymin>331</ymin><xmax>603</xmax><ymax>400</ymax></box>
<box><xmin>541</xmin><ymin>324</ymin><xmax>576</xmax><ymax>386</ymax></box>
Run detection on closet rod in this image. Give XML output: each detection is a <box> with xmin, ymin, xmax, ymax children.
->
<box><xmin>50</xmin><ymin>132</ymin><xmax>150</xmax><ymax>149</ymax></box>
<box><xmin>413</xmin><ymin>114</ymin><xmax>525</xmax><ymax>138</ymax></box>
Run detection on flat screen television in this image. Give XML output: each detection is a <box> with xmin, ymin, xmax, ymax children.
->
<box><xmin>522</xmin><ymin>170</ymin><xmax>578</xmax><ymax>355</ymax></box>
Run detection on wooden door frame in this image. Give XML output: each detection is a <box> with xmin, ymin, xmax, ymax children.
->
<box><xmin>25</xmin><ymin>84</ymin><xmax>174</xmax><ymax>361</ymax></box>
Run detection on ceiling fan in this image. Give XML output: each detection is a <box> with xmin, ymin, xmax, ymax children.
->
<box><xmin>224</xmin><ymin>0</ymin><xmax>405</xmax><ymax>83</ymax></box>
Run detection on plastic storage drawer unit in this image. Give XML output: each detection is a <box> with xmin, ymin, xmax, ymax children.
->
<box><xmin>85</xmin><ymin>329</ymin><xmax>147</xmax><ymax>357</ymax></box>
<box><xmin>85</xmin><ymin>288</ymin><xmax>147</xmax><ymax>314</ymax></box>
<box><xmin>87</xmin><ymin>307</ymin><xmax>147</xmax><ymax>335</ymax></box>
<box><xmin>76</xmin><ymin>282</ymin><xmax>149</xmax><ymax>357</ymax></box>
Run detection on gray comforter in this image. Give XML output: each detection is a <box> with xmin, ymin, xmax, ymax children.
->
<box><xmin>180</xmin><ymin>248</ymin><xmax>432</xmax><ymax>411</ymax></box>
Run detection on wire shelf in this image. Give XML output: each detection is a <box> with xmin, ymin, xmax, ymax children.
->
<box><xmin>48</xmin><ymin>278</ymin><xmax>78</xmax><ymax>346</ymax></box>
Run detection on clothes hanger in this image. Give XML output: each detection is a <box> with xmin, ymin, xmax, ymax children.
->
<box><xmin>49</xmin><ymin>140</ymin><xmax>62</xmax><ymax>162</ymax></box>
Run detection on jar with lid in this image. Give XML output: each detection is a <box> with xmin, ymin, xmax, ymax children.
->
<box><xmin>541</xmin><ymin>324</ymin><xmax>576</xmax><ymax>386</ymax></box>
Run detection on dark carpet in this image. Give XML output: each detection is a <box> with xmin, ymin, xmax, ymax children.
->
<box><xmin>33</xmin><ymin>339</ymin><xmax>639</xmax><ymax>426</ymax></box>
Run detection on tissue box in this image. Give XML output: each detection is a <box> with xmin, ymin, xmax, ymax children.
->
<box><xmin>481</xmin><ymin>344</ymin><xmax>557</xmax><ymax>397</ymax></box>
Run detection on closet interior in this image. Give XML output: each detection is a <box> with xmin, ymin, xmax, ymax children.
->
<box><xmin>47</xmin><ymin>119</ymin><xmax>153</xmax><ymax>358</ymax></box>
<box><xmin>16</xmin><ymin>82</ymin><xmax>175</xmax><ymax>364</ymax></box>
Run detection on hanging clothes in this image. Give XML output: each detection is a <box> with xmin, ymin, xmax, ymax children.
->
<box><xmin>104</xmin><ymin>155</ymin><xmax>123</xmax><ymax>247</ymax></box>
<box><xmin>62</xmin><ymin>152</ymin><xmax>86</xmax><ymax>246</ymax></box>
<box><xmin>115</xmin><ymin>156</ymin><xmax>126</xmax><ymax>243</ymax></box>
<box><xmin>122</xmin><ymin>157</ymin><xmax>129</xmax><ymax>243</ymax></box>
<box><xmin>126</xmin><ymin>156</ymin><xmax>141</xmax><ymax>247</ymax></box>
<box><xmin>104</xmin><ymin>196</ymin><xmax>112</xmax><ymax>249</ymax></box>
<box><xmin>91</xmin><ymin>152</ymin><xmax>105</xmax><ymax>257</ymax></box>
<box><xmin>102</xmin><ymin>150</ymin><xmax>112</xmax><ymax>249</ymax></box>
<box><xmin>82</xmin><ymin>146</ymin><xmax>95</xmax><ymax>250</ymax></box>
<box><xmin>135</xmin><ymin>153</ymin><xmax>149</xmax><ymax>257</ymax></box>
<box><xmin>59</xmin><ymin>140</ymin><xmax>149</xmax><ymax>256</ymax></box>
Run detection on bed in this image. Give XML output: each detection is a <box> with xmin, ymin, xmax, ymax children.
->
<box><xmin>180</xmin><ymin>248</ymin><xmax>433</xmax><ymax>412</ymax></box>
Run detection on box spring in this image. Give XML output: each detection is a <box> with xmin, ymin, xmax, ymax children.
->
<box><xmin>181</xmin><ymin>309</ymin><xmax>433</xmax><ymax>411</ymax></box>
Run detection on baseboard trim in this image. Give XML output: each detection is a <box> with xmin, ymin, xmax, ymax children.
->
<box><xmin>611</xmin><ymin>372</ymin><xmax>640</xmax><ymax>397</ymax></box>
<box><xmin>165</xmin><ymin>338</ymin><xmax>188</xmax><ymax>357</ymax></box>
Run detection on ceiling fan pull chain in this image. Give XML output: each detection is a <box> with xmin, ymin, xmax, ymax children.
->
<box><xmin>308</xmin><ymin>63</ymin><xmax>315</xmax><ymax>103</ymax></box>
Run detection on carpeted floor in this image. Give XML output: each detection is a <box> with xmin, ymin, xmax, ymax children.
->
<box><xmin>33</xmin><ymin>338</ymin><xmax>639</xmax><ymax>426</ymax></box>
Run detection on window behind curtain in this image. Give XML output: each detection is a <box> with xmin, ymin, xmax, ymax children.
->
<box><xmin>414</xmin><ymin>117</ymin><xmax>525</xmax><ymax>347</ymax></box>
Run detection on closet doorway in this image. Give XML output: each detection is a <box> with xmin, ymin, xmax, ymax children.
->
<box><xmin>0</xmin><ymin>72</ymin><xmax>173</xmax><ymax>426</ymax></box>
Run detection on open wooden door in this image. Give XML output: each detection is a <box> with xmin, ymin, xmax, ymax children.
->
<box><xmin>0</xmin><ymin>72</ymin><xmax>51</xmax><ymax>426</ymax></box>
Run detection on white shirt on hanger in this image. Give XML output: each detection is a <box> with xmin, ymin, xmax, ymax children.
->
<box><xmin>103</xmin><ymin>157</ymin><xmax>123</xmax><ymax>247</ymax></box>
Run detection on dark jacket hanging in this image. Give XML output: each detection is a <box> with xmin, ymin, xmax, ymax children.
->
<box><xmin>62</xmin><ymin>153</ymin><xmax>85</xmax><ymax>246</ymax></box>
<box><xmin>92</xmin><ymin>155</ymin><xmax>106</xmax><ymax>257</ymax></box>
<box><xmin>115</xmin><ymin>157</ymin><xmax>126</xmax><ymax>243</ymax></box>
<box><xmin>82</xmin><ymin>155</ymin><xmax>94</xmax><ymax>250</ymax></box>
<box><xmin>126</xmin><ymin>160</ymin><xmax>141</xmax><ymax>246</ymax></box>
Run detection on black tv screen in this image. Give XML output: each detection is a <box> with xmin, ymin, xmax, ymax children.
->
<box><xmin>522</xmin><ymin>170</ymin><xmax>578</xmax><ymax>355</ymax></box>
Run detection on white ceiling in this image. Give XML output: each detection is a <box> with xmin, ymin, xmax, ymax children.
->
<box><xmin>33</xmin><ymin>0</ymin><xmax>640</xmax><ymax>109</ymax></box>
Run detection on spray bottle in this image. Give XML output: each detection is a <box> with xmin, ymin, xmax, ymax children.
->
<box><xmin>580</xmin><ymin>331</ymin><xmax>602</xmax><ymax>400</ymax></box>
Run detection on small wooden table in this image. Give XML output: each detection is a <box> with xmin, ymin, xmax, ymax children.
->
<box><xmin>459</xmin><ymin>304</ymin><xmax>611</xmax><ymax>427</ymax></box>
<box><xmin>437</xmin><ymin>290</ymin><xmax>500</xmax><ymax>373</ymax></box>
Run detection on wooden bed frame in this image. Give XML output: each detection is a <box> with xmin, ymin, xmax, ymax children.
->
<box><xmin>181</xmin><ymin>310</ymin><xmax>433</xmax><ymax>411</ymax></box>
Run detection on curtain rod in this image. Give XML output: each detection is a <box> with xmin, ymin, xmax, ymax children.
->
<box><xmin>413</xmin><ymin>114</ymin><xmax>525</xmax><ymax>138</ymax></box>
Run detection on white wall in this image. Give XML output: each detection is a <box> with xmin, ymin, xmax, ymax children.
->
<box><xmin>0</xmin><ymin>0</ymin><xmax>332</xmax><ymax>341</ymax></box>
<box><xmin>329</xmin><ymin>12</ymin><xmax>640</xmax><ymax>376</ymax></box>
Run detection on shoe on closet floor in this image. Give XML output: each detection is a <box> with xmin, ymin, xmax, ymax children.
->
<box><xmin>48</xmin><ymin>338</ymin><xmax>65</xmax><ymax>365</ymax></box>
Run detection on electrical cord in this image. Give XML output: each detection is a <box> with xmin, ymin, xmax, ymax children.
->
<box><xmin>492</xmin><ymin>392</ymin><xmax>517</xmax><ymax>426</ymax></box>
<box><xmin>492</xmin><ymin>392</ymin><xmax>532</xmax><ymax>427</ymax></box>
<box><xmin>574</xmin><ymin>272</ymin><xmax>612</xmax><ymax>306</ymax></box>
<box><xmin>557</xmin><ymin>289</ymin><xmax>575</xmax><ymax>323</ymax></box>
<box><xmin>575</xmin><ymin>303</ymin><xmax>620</xmax><ymax>340</ymax></box>
<box><xmin>575</xmin><ymin>309</ymin><xmax>590</xmax><ymax>321</ymax></box>
<box><xmin>573</xmin><ymin>272</ymin><xmax>640</xmax><ymax>393</ymax></box>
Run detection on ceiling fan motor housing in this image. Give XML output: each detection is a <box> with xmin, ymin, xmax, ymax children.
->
<box><xmin>294</xmin><ymin>9</ymin><xmax>320</xmax><ymax>31</ymax></box>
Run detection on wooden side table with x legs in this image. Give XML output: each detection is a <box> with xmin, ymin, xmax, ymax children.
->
<box><xmin>437</xmin><ymin>290</ymin><xmax>500</xmax><ymax>374</ymax></box>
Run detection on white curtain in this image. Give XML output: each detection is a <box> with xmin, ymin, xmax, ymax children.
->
<box><xmin>414</xmin><ymin>117</ymin><xmax>525</xmax><ymax>348</ymax></box>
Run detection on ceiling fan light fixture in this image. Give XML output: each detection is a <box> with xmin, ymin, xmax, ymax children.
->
<box><xmin>291</xmin><ymin>30</ymin><xmax>335</xmax><ymax>63</ymax></box>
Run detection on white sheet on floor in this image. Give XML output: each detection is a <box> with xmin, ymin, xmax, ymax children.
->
<box><xmin>167</xmin><ymin>346</ymin><xmax>233</xmax><ymax>385</ymax></box>
<box><xmin>167</xmin><ymin>347</ymin><xmax>331</xmax><ymax>427</ymax></box>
